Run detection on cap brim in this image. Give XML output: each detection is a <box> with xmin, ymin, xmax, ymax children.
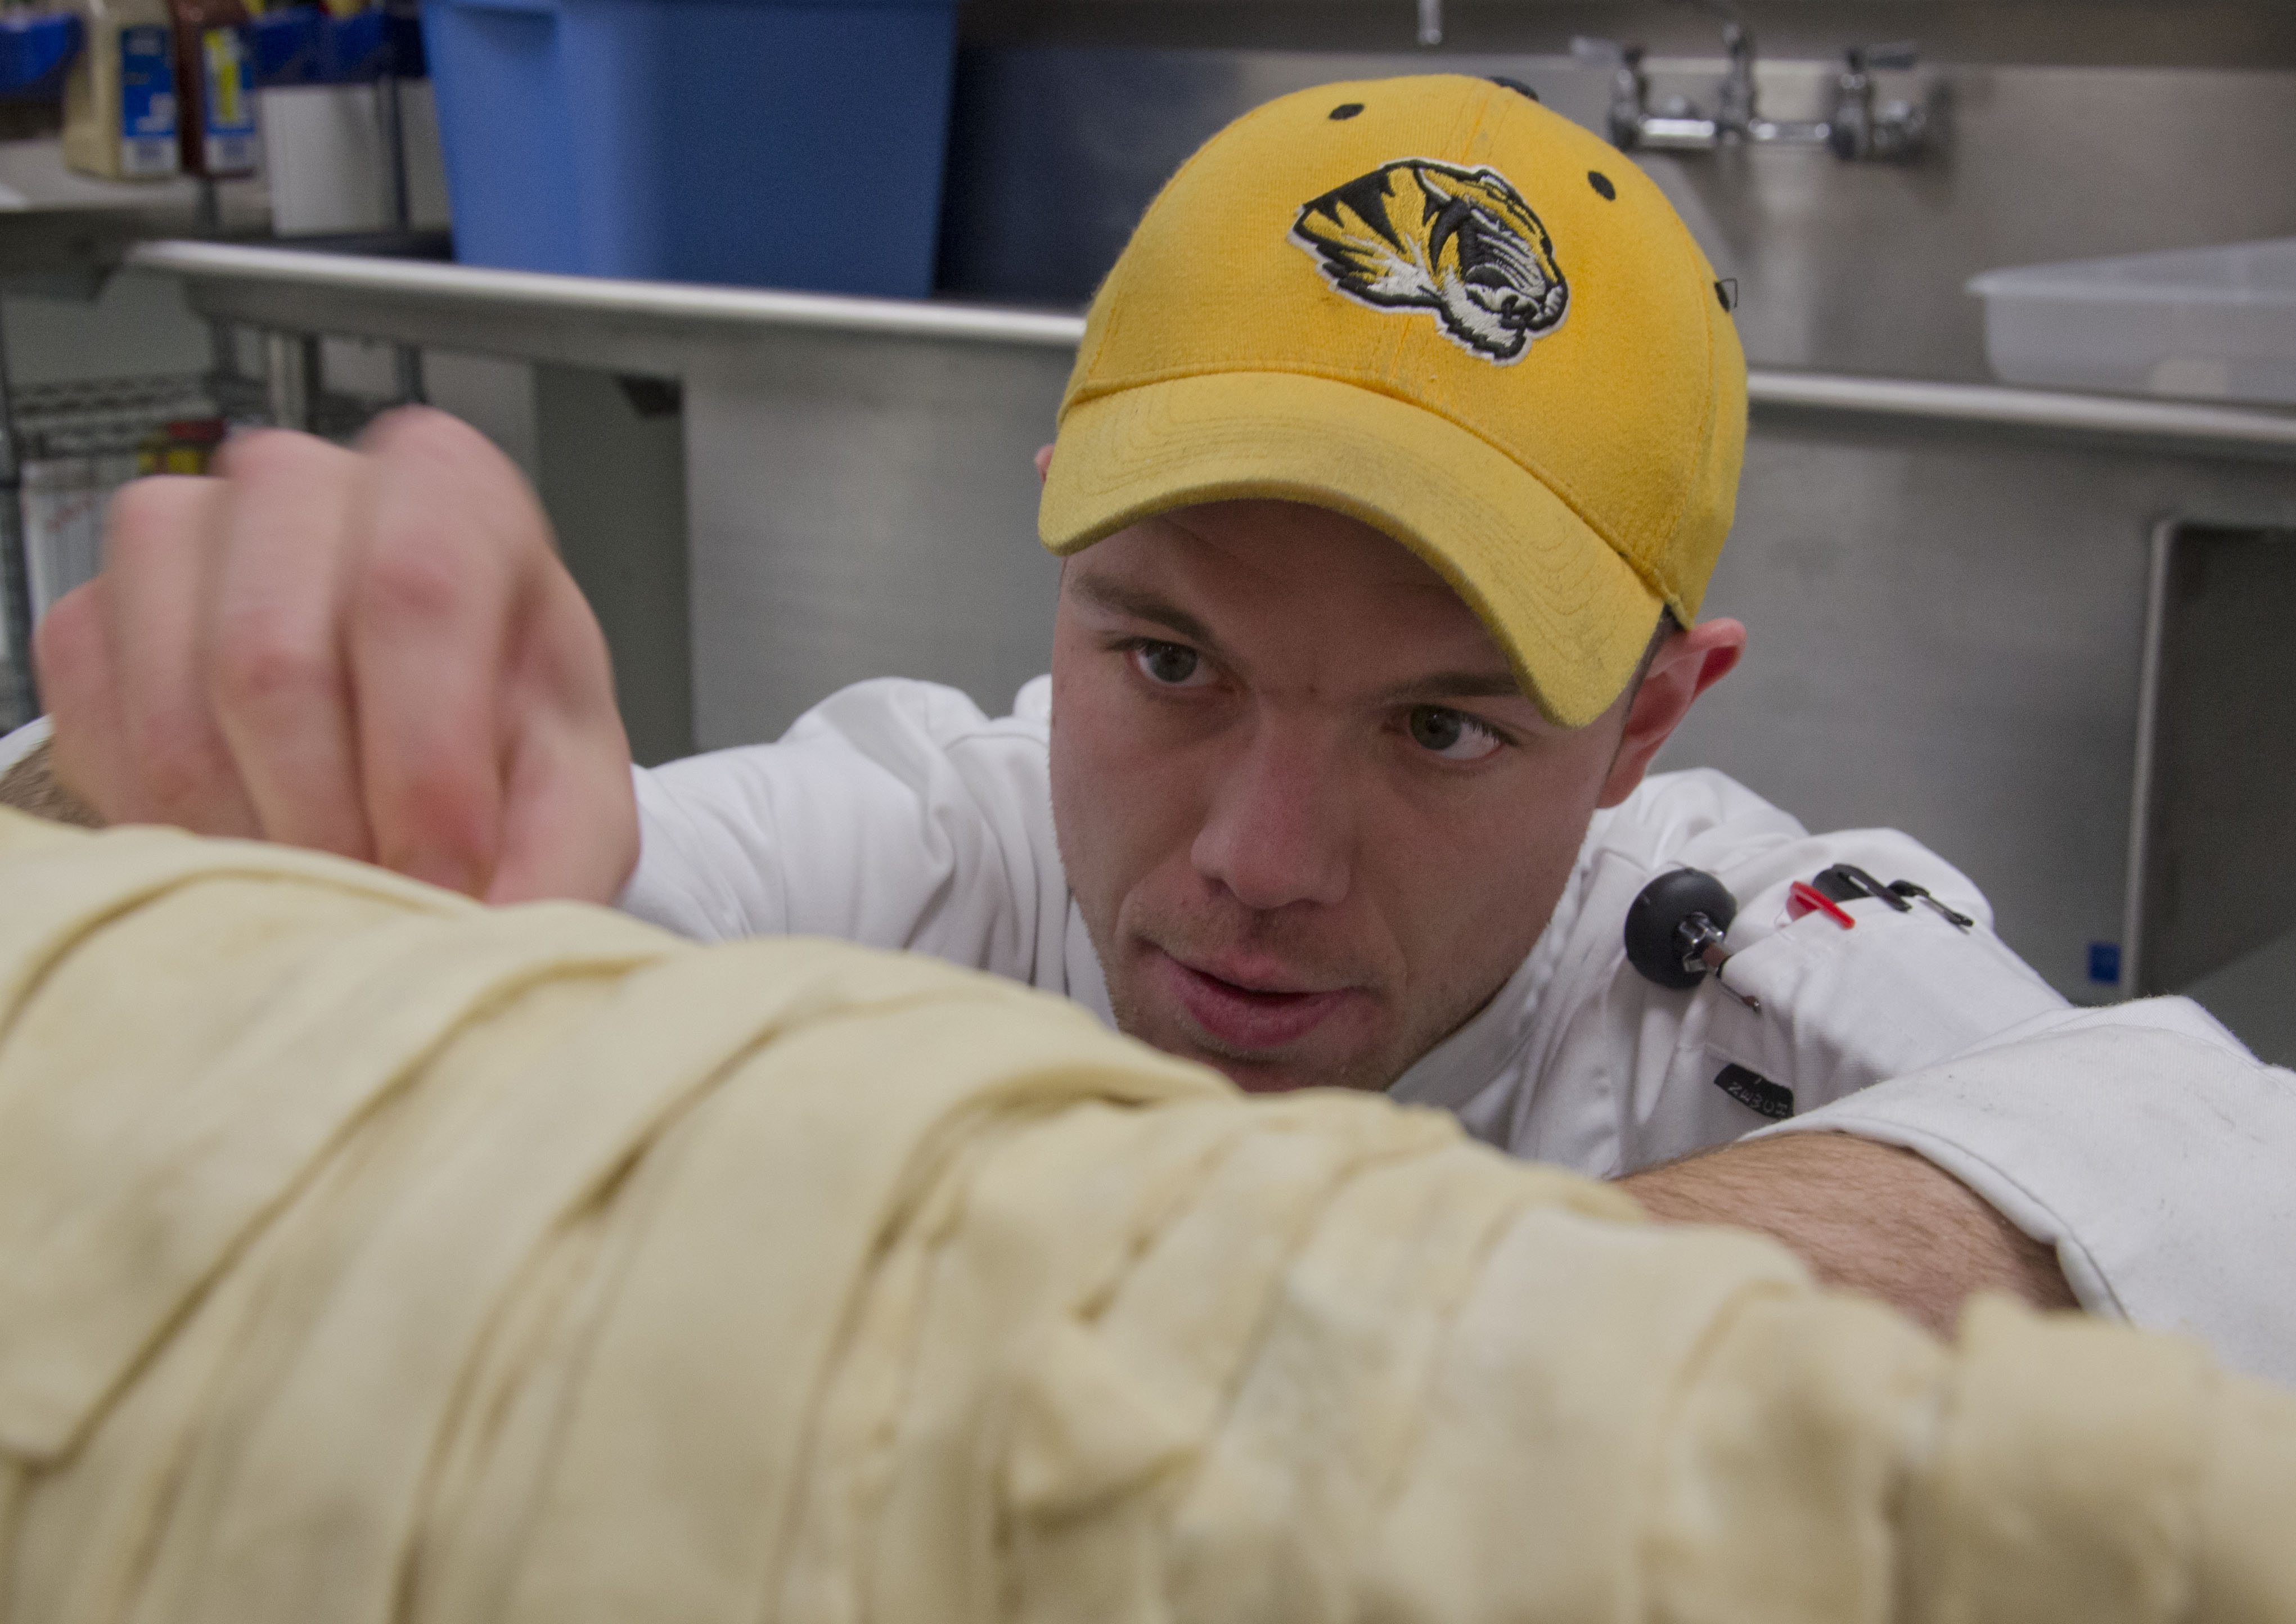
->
<box><xmin>1039</xmin><ymin>371</ymin><xmax>1665</xmax><ymax>729</ymax></box>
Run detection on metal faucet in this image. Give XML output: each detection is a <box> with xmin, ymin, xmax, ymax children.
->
<box><xmin>1715</xmin><ymin>21</ymin><xmax>1757</xmax><ymax>133</ymax></box>
<box><xmin>1603</xmin><ymin>43</ymin><xmax>1651</xmax><ymax>150</ymax></box>
<box><xmin>1581</xmin><ymin>37</ymin><xmax>1719</xmax><ymax>150</ymax></box>
<box><xmin>1581</xmin><ymin>24</ymin><xmax>1929</xmax><ymax>163</ymax></box>
<box><xmin>1827</xmin><ymin>42</ymin><xmax>1928</xmax><ymax>160</ymax></box>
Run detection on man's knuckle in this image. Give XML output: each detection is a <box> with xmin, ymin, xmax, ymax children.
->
<box><xmin>371</xmin><ymin>412</ymin><xmax>552</xmax><ymax>560</ymax></box>
<box><xmin>103</xmin><ymin>476</ymin><xmax>211</xmax><ymax>566</ymax></box>
<box><xmin>210</xmin><ymin>617</ymin><xmax>332</xmax><ymax>714</ymax></box>
<box><xmin>368</xmin><ymin>409</ymin><xmax>518</xmax><ymax>499</ymax></box>
<box><xmin>215</xmin><ymin>426</ymin><xmax>333</xmax><ymax>483</ymax></box>
<box><xmin>377</xmin><ymin>768</ymin><xmax>494</xmax><ymax>872</ymax></box>
<box><xmin>133</xmin><ymin>725</ymin><xmax>229</xmax><ymax>813</ymax></box>
<box><xmin>398</xmin><ymin>756</ymin><xmax>487</xmax><ymax>828</ymax></box>
<box><xmin>370</xmin><ymin>404</ymin><xmax>489</xmax><ymax>463</ymax></box>
<box><xmin>357</xmin><ymin>542</ymin><xmax>470</xmax><ymax>629</ymax></box>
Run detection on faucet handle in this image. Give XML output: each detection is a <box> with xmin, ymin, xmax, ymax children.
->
<box><xmin>1716</xmin><ymin>19</ymin><xmax>1757</xmax><ymax>130</ymax></box>
<box><xmin>1832</xmin><ymin>40</ymin><xmax>1927</xmax><ymax>161</ymax></box>
<box><xmin>1577</xmin><ymin>37</ymin><xmax>1650</xmax><ymax>150</ymax></box>
<box><xmin>1845</xmin><ymin>40</ymin><xmax>1920</xmax><ymax>73</ymax></box>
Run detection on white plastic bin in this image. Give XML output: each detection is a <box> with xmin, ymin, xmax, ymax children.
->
<box><xmin>20</xmin><ymin>458</ymin><xmax>106</xmax><ymax>621</ymax></box>
<box><xmin>259</xmin><ymin>80</ymin><xmax>449</xmax><ymax>235</ymax></box>
<box><xmin>1968</xmin><ymin>238</ymin><xmax>2296</xmax><ymax>405</ymax></box>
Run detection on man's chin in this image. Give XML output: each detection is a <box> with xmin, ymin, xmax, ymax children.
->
<box><xmin>1130</xmin><ymin>1019</ymin><xmax>1397</xmax><ymax>1096</ymax></box>
<box><xmin>1212</xmin><ymin>1058</ymin><xmax>1364</xmax><ymax>1095</ymax></box>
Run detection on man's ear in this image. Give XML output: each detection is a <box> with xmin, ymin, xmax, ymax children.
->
<box><xmin>1034</xmin><ymin>444</ymin><xmax>1055</xmax><ymax>484</ymax></box>
<box><xmin>1596</xmin><ymin>617</ymin><xmax>1746</xmax><ymax>809</ymax></box>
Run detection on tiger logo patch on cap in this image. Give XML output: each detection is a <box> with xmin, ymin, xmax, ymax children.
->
<box><xmin>1290</xmin><ymin>159</ymin><xmax>1568</xmax><ymax>363</ymax></box>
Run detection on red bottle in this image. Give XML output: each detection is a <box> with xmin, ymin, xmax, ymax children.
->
<box><xmin>164</xmin><ymin>0</ymin><xmax>258</xmax><ymax>177</ymax></box>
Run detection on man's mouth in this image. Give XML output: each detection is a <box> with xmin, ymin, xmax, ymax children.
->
<box><xmin>1149</xmin><ymin>946</ymin><xmax>1360</xmax><ymax>1064</ymax></box>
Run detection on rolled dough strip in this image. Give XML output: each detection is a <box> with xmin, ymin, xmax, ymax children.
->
<box><xmin>0</xmin><ymin>898</ymin><xmax>668</xmax><ymax>1459</ymax></box>
<box><xmin>0</xmin><ymin>808</ymin><xmax>2287</xmax><ymax>1624</ymax></box>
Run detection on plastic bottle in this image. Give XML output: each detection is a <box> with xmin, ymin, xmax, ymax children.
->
<box><xmin>133</xmin><ymin>417</ymin><xmax>226</xmax><ymax>476</ymax></box>
<box><xmin>165</xmin><ymin>0</ymin><xmax>257</xmax><ymax>175</ymax></box>
<box><xmin>61</xmin><ymin>0</ymin><xmax>181</xmax><ymax>181</ymax></box>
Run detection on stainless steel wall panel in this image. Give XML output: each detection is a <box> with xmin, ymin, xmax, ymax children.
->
<box><xmin>536</xmin><ymin>364</ymin><xmax>695</xmax><ymax>767</ymax></box>
<box><xmin>682</xmin><ymin>333</ymin><xmax>1072</xmax><ymax>751</ymax></box>
<box><xmin>2120</xmin><ymin>521</ymin><xmax>2296</xmax><ymax>997</ymax></box>
<box><xmin>938</xmin><ymin>49</ymin><xmax>2296</xmax><ymax>382</ymax></box>
<box><xmin>1659</xmin><ymin>425</ymin><xmax>2296</xmax><ymax>996</ymax></box>
<box><xmin>957</xmin><ymin>1</ymin><xmax>2296</xmax><ymax>72</ymax></box>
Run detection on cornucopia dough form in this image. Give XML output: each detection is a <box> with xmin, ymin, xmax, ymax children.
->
<box><xmin>0</xmin><ymin>805</ymin><xmax>2288</xmax><ymax>1624</ymax></box>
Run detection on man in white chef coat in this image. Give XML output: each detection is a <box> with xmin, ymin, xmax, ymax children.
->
<box><xmin>6</xmin><ymin>76</ymin><xmax>2292</xmax><ymax>1375</ymax></box>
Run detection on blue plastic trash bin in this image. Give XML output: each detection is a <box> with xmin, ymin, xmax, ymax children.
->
<box><xmin>417</xmin><ymin>0</ymin><xmax>959</xmax><ymax>293</ymax></box>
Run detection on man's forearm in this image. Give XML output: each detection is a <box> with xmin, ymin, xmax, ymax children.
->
<box><xmin>1618</xmin><ymin>1132</ymin><xmax>2077</xmax><ymax>1338</ymax></box>
<box><xmin>0</xmin><ymin>738</ymin><xmax>103</xmax><ymax>828</ymax></box>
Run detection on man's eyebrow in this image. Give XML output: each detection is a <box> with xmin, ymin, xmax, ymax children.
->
<box><xmin>1376</xmin><ymin>669</ymin><xmax>1530</xmax><ymax>705</ymax></box>
<box><xmin>1066</xmin><ymin>576</ymin><xmax>1224</xmax><ymax>649</ymax></box>
<box><xmin>1070</xmin><ymin>575</ymin><xmax>1526</xmax><ymax>706</ymax></box>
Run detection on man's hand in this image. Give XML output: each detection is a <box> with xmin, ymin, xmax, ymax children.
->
<box><xmin>33</xmin><ymin>408</ymin><xmax>638</xmax><ymax>904</ymax></box>
<box><xmin>1619</xmin><ymin>1133</ymin><xmax>2078</xmax><ymax>1338</ymax></box>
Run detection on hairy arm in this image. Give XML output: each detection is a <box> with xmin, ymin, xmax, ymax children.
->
<box><xmin>0</xmin><ymin>738</ymin><xmax>104</xmax><ymax>828</ymax></box>
<box><xmin>1619</xmin><ymin>1133</ymin><xmax>2077</xmax><ymax>1337</ymax></box>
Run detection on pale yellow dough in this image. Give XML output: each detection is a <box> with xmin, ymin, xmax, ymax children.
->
<box><xmin>0</xmin><ymin>808</ymin><xmax>2288</xmax><ymax>1624</ymax></box>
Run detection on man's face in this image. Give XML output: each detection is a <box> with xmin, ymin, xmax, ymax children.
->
<box><xmin>1049</xmin><ymin>499</ymin><xmax>1641</xmax><ymax>1095</ymax></box>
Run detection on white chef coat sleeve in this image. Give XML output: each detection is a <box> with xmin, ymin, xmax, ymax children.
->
<box><xmin>614</xmin><ymin>678</ymin><xmax>1070</xmax><ymax>985</ymax></box>
<box><xmin>1502</xmin><ymin>769</ymin><xmax>2072</xmax><ymax>1172</ymax></box>
<box><xmin>1675</xmin><ymin>899</ymin><xmax>2070</xmax><ymax>1125</ymax></box>
<box><xmin>1755</xmin><ymin>999</ymin><xmax>2296</xmax><ymax>1388</ymax></box>
<box><xmin>1664</xmin><ymin>809</ymin><xmax>2071</xmax><ymax>1121</ymax></box>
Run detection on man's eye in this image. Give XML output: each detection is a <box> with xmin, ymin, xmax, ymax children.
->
<box><xmin>1132</xmin><ymin>642</ymin><xmax>1207</xmax><ymax>687</ymax></box>
<box><xmin>1407</xmin><ymin>706</ymin><xmax>1505</xmax><ymax>763</ymax></box>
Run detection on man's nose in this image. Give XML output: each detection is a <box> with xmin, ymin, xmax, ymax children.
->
<box><xmin>1190</xmin><ymin>725</ymin><xmax>1352</xmax><ymax>912</ymax></box>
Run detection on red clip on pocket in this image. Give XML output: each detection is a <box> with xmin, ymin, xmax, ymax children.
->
<box><xmin>1786</xmin><ymin>879</ymin><xmax>1856</xmax><ymax>929</ymax></box>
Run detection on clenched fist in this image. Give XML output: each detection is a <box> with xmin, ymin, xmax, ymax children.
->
<box><xmin>35</xmin><ymin>407</ymin><xmax>640</xmax><ymax>904</ymax></box>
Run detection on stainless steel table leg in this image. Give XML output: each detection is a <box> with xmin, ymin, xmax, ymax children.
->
<box><xmin>210</xmin><ymin>315</ymin><xmax>245</xmax><ymax>394</ymax></box>
<box><xmin>378</xmin><ymin>70</ymin><xmax>425</xmax><ymax>408</ymax></box>
<box><xmin>263</xmin><ymin>331</ymin><xmax>318</xmax><ymax>432</ymax></box>
<box><xmin>380</xmin><ymin>71</ymin><xmax>412</xmax><ymax>233</ymax></box>
<box><xmin>393</xmin><ymin>344</ymin><xmax>425</xmax><ymax>405</ymax></box>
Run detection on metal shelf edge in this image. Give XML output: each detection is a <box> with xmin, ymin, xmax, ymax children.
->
<box><xmin>124</xmin><ymin>240</ymin><xmax>1090</xmax><ymax>349</ymax></box>
<box><xmin>123</xmin><ymin>240</ymin><xmax>2296</xmax><ymax>458</ymax></box>
<box><xmin>1746</xmin><ymin>369</ymin><xmax>2296</xmax><ymax>456</ymax></box>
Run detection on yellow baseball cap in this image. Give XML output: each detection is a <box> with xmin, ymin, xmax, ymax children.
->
<box><xmin>1038</xmin><ymin>74</ymin><xmax>1746</xmax><ymax>729</ymax></box>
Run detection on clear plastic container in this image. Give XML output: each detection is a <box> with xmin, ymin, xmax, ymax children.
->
<box><xmin>1968</xmin><ymin>238</ymin><xmax>2296</xmax><ymax>405</ymax></box>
